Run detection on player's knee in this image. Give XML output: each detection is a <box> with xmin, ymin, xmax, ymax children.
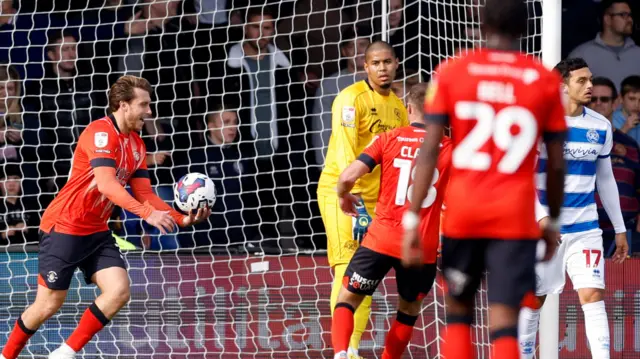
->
<box><xmin>578</xmin><ymin>288</ymin><xmax>604</xmax><ymax>305</ymax></box>
<box><xmin>337</xmin><ymin>287</ymin><xmax>365</xmax><ymax>309</ymax></box>
<box><xmin>397</xmin><ymin>298</ymin><xmax>422</xmax><ymax>317</ymax></box>
<box><xmin>106</xmin><ymin>284</ymin><xmax>131</xmax><ymax>308</ymax></box>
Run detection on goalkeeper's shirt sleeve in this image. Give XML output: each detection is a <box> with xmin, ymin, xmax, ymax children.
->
<box><xmin>330</xmin><ymin>90</ymin><xmax>365</xmax><ymax>192</ymax></box>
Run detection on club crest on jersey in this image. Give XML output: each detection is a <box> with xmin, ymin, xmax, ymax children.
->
<box><xmin>133</xmin><ymin>151</ymin><xmax>140</xmax><ymax>162</ymax></box>
<box><xmin>586</xmin><ymin>129</ymin><xmax>600</xmax><ymax>144</ymax></box>
<box><xmin>94</xmin><ymin>132</ymin><xmax>108</xmax><ymax>148</ymax></box>
<box><xmin>394</xmin><ymin>108</ymin><xmax>402</xmax><ymax>121</ymax></box>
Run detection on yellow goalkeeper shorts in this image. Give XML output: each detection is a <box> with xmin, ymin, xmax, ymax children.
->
<box><xmin>318</xmin><ymin>194</ymin><xmax>376</xmax><ymax>267</ymax></box>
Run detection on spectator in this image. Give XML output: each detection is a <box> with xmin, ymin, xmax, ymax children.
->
<box><xmin>590</xmin><ymin>77</ymin><xmax>640</xmax><ymax>254</ymax></box>
<box><xmin>612</xmin><ymin>75</ymin><xmax>640</xmax><ymax>144</ymax></box>
<box><xmin>568</xmin><ymin>0</ymin><xmax>640</xmax><ymax>92</ymax></box>
<box><xmin>310</xmin><ymin>26</ymin><xmax>370</xmax><ymax>167</ymax></box>
<box><xmin>176</xmin><ymin>103</ymin><xmax>259</xmax><ymax>248</ymax></box>
<box><xmin>0</xmin><ymin>163</ymin><xmax>38</xmax><ymax>245</ymax></box>
<box><xmin>0</xmin><ymin>0</ymin><xmax>66</xmax><ymax>80</ymax></box>
<box><xmin>0</xmin><ymin>65</ymin><xmax>22</xmax><ymax>163</ymax></box>
<box><xmin>26</xmin><ymin>29</ymin><xmax>108</xmax><ymax>198</ymax></box>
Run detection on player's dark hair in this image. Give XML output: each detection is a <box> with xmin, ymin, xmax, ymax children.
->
<box><xmin>553</xmin><ymin>58</ymin><xmax>589</xmax><ymax>83</ymax></box>
<box><xmin>340</xmin><ymin>25</ymin><xmax>372</xmax><ymax>49</ymax></box>
<box><xmin>481</xmin><ymin>0</ymin><xmax>528</xmax><ymax>39</ymax></box>
<box><xmin>108</xmin><ymin>75</ymin><xmax>153</xmax><ymax>113</ymax></box>
<box><xmin>592</xmin><ymin>77</ymin><xmax>618</xmax><ymax>99</ymax></box>
<box><xmin>364</xmin><ymin>41</ymin><xmax>396</xmax><ymax>61</ymax></box>
<box><xmin>245</xmin><ymin>5</ymin><xmax>274</xmax><ymax>24</ymax></box>
<box><xmin>406</xmin><ymin>82</ymin><xmax>428</xmax><ymax>111</ymax></box>
<box><xmin>46</xmin><ymin>28</ymin><xmax>77</xmax><ymax>53</ymax></box>
<box><xmin>620</xmin><ymin>75</ymin><xmax>640</xmax><ymax>97</ymax></box>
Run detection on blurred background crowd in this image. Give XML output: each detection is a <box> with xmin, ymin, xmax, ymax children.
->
<box><xmin>0</xmin><ymin>0</ymin><xmax>640</xmax><ymax>256</ymax></box>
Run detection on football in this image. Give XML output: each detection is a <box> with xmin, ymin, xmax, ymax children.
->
<box><xmin>173</xmin><ymin>172</ymin><xmax>216</xmax><ymax>213</ymax></box>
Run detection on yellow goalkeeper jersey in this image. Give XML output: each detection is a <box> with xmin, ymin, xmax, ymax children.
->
<box><xmin>317</xmin><ymin>80</ymin><xmax>409</xmax><ymax>203</ymax></box>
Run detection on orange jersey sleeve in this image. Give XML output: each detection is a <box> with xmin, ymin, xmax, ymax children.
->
<box><xmin>357</xmin><ymin>132</ymin><xmax>388</xmax><ymax>168</ymax></box>
<box><xmin>40</xmin><ymin>116</ymin><xmax>152</xmax><ymax>235</ymax></box>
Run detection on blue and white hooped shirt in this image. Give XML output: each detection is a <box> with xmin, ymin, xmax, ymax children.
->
<box><xmin>537</xmin><ymin>107</ymin><xmax>612</xmax><ymax>234</ymax></box>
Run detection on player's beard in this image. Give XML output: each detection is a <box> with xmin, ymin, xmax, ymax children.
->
<box><xmin>380</xmin><ymin>82</ymin><xmax>392</xmax><ymax>89</ymax></box>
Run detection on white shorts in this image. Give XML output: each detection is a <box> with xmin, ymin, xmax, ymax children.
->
<box><xmin>534</xmin><ymin>229</ymin><xmax>605</xmax><ymax>296</ymax></box>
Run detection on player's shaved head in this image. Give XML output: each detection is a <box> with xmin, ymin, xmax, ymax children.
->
<box><xmin>481</xmin><ymin>0</ymin><xmax>528</xmax><ymax>39</ymax></box>
<box><xmin>365</xmin><ymin>41</ymin><xmax>396</xmax><ymax>62</ymax></box>
<box><xmin>363</xmin><ymin>40</ymin><xmax>398</xmax><ymax>93</ymax></box>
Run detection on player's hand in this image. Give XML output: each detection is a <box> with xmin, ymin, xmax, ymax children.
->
<box><xmin>539</xmin><ymin>217</ymin><xmax>562</xmax><ymax>244</ymax></box>
<box><xmin>612</xmin><ymin>232</ymin><xmax>629</xmax><ymax>264</ymax></box>
<box><xmin>145</xmin><ymin>210</ymin><xmax>176</xmax><ymax>235</ymax></box>
<box><xmin>352</xmin><ymin>199</ymin><xmax>372</xmax><ymax>243</ymax></box>
<box><xmin>402</xmin><ymin>227</ymin><xmax>422</xmax><ymax>268</ymax></box>
<box><xmin>181</xmin><ymin>207</ymin><xmax>211</xmax><ymax>227</ymax></box>
<box><xmin>539</xmin><ymin>217</ymin><xmax>560</xmax><ymax>262</ymax></box>
<box><xmin>541</xmin><ymin>228</ymin><xmax>559</xmax><ymax>262</ymax></box>
<box><xmin>339</xmin><ymin>192</ymin><xmax>360</xmax><ymax>217</ymax></box>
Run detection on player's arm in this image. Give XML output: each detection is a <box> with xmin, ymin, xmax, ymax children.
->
<box><xmin>84</xmin><ymin>127</ymin><xmax>175</xmax><ymax>234</ymax></box>
<box><xmin>406</xmin><ymin>78</ymin><xmax>446</xmax><ymax>219</ymax></box>
<box><xmin>331</xmin><ymin>90</ymin><xmax>364</xmax><ymax>194</ymax></box>
<box><xmin>595</xmin><ymin>126</ymin><xmax>626</xmax><ymax>234</ymax></box>
<box><xmin>336</xmin><ymin>134</ymin><xmax>386</xmax><ymax>215</ymax></box>
<box><xmin>540</xmin><ymin>75</ymin><xmax>568</xmax><ymax>228</ymax></box>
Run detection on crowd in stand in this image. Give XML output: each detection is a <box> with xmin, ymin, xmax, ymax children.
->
<box><xmin>0</xmin><ymin>0</ymin><xmax>639</xmax><ymax>255</ymax></box>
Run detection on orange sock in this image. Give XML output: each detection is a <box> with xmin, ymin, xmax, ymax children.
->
<box><xmin>66</xmin><ymin>303</ymin><xmax>110</xmax><ymax>352</ymax></box>
<box><xmin>381</xmin><ymin>311</ymin><xmax>417</xmax><ymax>359</ymax></box>
<box><xmin>491</xmin><ymin>327</ymin><xmax>519</xmax><ymax>359</ymax></box>
<box><xmin>331</xmin><ymin>303</ymin><xmax>355</xmax><ymax>355</ymax></box>
<box><xmin>442</xmin><ymin>322</ymin><xmax>472</xmax><ymax>359</ymax></box>
<box><xmin>2</xmin><ymin>317</ymin><xmax>37</xmax><ymax>359</ymax></box>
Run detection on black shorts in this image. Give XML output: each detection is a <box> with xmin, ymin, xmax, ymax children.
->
<box><xmin>344</xmin><ymin>246</ymin><xmax>437</xmax><ymax>302</ymax></box>
<box><xmin>440</xmin><ymin>236</ymin><xmax>538</xmax><ymax>309</ymax></box>
<box><xmin>38</xmin><ymin>229</ymin><xmax>126</xmax><ymax>291</ymax></box>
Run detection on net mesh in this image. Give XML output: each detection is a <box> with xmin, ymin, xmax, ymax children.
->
<box><xmin>0</xmin><ymin>0</ymin><xmax>545</xmax><ymax>358</ymax></box>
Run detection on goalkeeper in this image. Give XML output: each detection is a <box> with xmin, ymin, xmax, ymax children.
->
<box><xmin>317</xmin><ymin>41</ymin><xmax>408</xmax><ymax>359</ymax></box>
<box><xmin>0</xmin><ymin>76</ymin><xmax>210</xmax><ymax>359</ymax></box>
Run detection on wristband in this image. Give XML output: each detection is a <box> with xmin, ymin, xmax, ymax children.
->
<box><xmin>546</xmin><ymin>217</ymin><xmax>560</xmax><ymax>232</ymax></box>
<box><xmin>402</xmin><ymin>211</ymin><xmax>419</xmax><ymax>230</ymax></box>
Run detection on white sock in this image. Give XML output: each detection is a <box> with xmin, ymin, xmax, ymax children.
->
<box><xmin>582</xmin><ymin>301</ymin><xmax>610</xmax><ymax>359</ymax></box>
<box><xmin>518</xmin><ymin>307</ymin><xmax>540</xmax><ymax>359</ymax></box>
<box><xmin>333</xmin><ymin>350</ymin><xmax>347</xmax><ymax>359</ymax></box>
<box><xmin>348</xmin><ymin>347</ymin><xmax>359</xmax><ymax>357</ymax></box>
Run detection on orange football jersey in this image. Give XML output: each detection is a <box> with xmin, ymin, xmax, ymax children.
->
<box><xmin>40</xmin><ymin>115</ymin><xmax>147</xmax><ymax>236</ymax></box>
<box><xmin>357</xmin><ymin>124</ymin><xmax>452</xmax><ymax>263</ymax></box>
<box><xmin>424</xmin><ymin>49</ymin><xmax>567</xmax><ymax>240</ymax></box>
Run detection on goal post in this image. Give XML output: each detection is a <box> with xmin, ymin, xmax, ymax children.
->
<box><xmin>539</xmin><ymin>1</ymin><xmax>562</xmax><ymax>359</ymax></box>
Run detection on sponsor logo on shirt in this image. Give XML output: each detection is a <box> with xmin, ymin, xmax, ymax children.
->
<box><xmin>369</xmin><ymin>119</ymin><xmax>394</xmax><ymax>134</ymax></box>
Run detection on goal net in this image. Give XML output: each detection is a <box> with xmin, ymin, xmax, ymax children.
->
<box><xmin>0</xmin><ymin>0</ymin><xmax>543</xmax><ymax>358</ymax></box>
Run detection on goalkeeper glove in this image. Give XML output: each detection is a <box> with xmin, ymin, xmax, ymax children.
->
<box><xmin>352</xmin><ymin>199</ymin><xmax>372</xmax><ymax>243</ymax></box>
